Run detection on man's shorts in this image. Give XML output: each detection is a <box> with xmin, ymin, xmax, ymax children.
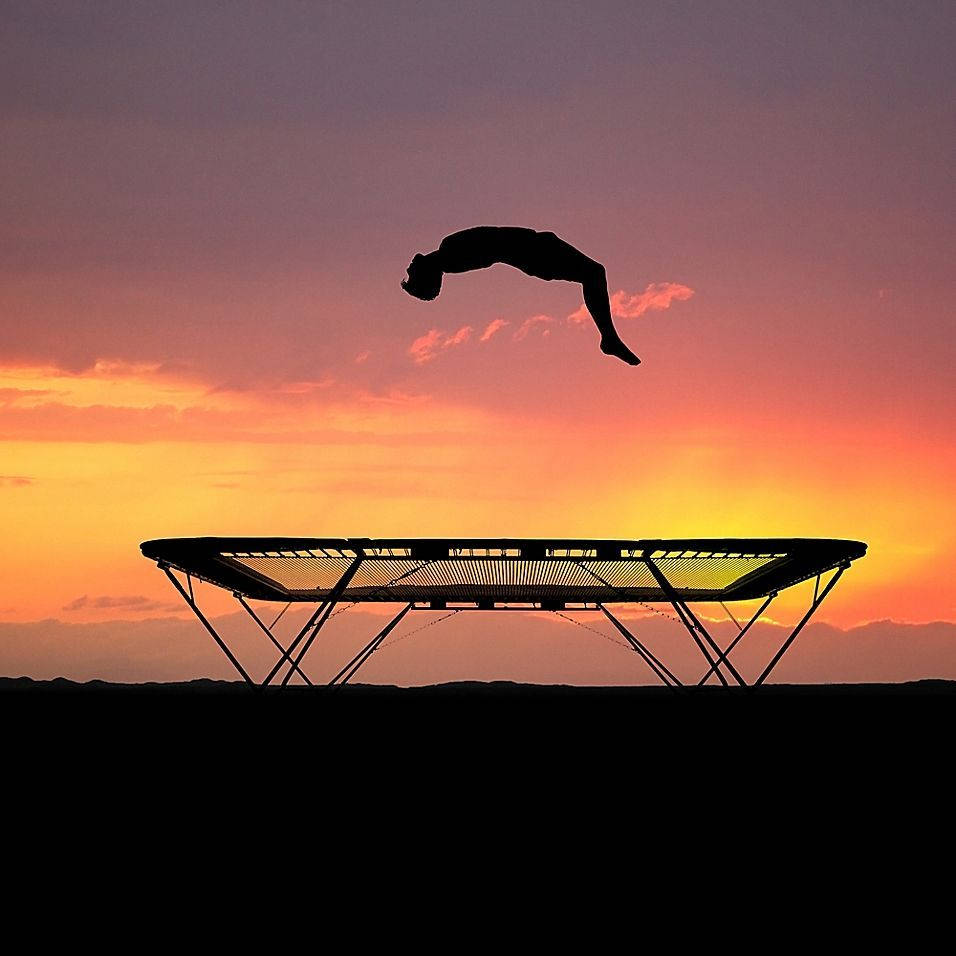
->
<box><xmin>517</xmin><ymin>231</ymin><xmax>588</xmax><ymax>281</ymax></box>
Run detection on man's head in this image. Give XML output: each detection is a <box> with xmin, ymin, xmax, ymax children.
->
<box><xmin>401</xmin><ymin>253</ymin><xmax>442</xmax><ymax>301</ymax></box>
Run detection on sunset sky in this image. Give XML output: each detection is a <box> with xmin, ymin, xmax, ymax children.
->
<box><xmin>2</xmin><ymin>2</ymin><xmax>953</xmax><ymax>683</ymax></box>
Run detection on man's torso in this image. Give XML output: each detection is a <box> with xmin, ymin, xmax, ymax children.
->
<box><xmin>438</xmin><ymin>226</ymin><xmax>580</xmax><ymax>280</ymax></box>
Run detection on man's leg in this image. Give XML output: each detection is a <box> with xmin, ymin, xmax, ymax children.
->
<box><xmin>581</xmin><ymin>262</ymin><xmax>641</xmax><ymax>366</ymax></box>
<box><xmin>518</xmin><ymin>233</ymin><xmax>640</xmax><ymax>366</ymax></box>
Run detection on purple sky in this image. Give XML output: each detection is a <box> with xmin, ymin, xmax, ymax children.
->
<box><xmin>3</xmin><ymin>1</ymin><xmax>952</xmax><ymax>403</ymax></box>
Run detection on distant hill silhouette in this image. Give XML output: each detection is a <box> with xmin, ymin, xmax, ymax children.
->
<box><xmin>1</xmin><ymin>614</ymin><xmax>954</xmax><ymax>687</ymax></box>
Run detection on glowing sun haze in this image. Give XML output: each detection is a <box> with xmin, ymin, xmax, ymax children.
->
<box><xmin>1</xmin><ymin>1</ymin><xmax>953</xmax><ymax>681</ymax></box>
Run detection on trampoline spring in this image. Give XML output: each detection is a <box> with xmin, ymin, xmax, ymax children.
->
<box><xmin>553</xmin><ymin>611</ymin><xmax>630</xmax><ymax>650</ymax></box>
<box><xmin>378</xmin><ymin>609</ymin><xmax>461</xmax><ymax>651</ymax></box>
<box><xmin>636</xmin><ymin>600</ymin><xmax>682</xmax><ymax>623</ymax></box>
<box><xmin>328</xmin><ymin>601</ymin><xmax>357</xmax><ymax>620</ymax></box>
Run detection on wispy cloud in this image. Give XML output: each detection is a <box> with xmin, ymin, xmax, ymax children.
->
<box><xmin>568</xmin><ymin>282</ymin><xmax>695</xmax><ymax>324</ymax></box>
<box><xmin>354</xmin><ymin>350</ymin><xmax>371</xmax><ymax>364</ymax></box>
<box><xmin>408</xmin><ymin>329</ymin><xmax>444</xmax><ymax>364</ymax></box>
<box><xmin>513</xmin><ymin>314</ymin><xmax>553</xmax><ymax>341</ymax></box>
<box><xmin>0</xmin><ymin>475</ymin><xmax>34</xmax><ymax>487</ymax></box>
<box><xmin>480</xmin><ymin>318</ymin><xmax>509</xmax><ymax>342</ymax></box>
<box><xmin>408</xmin><ymin>325</ymin><xmax>473</xmax><ymax>364</ymax></box>
<box><xmin>0</xmin><ymin>388</ymin><xmax>57</xmax><ymax>406</ymax></box>
<box><xmin>275</xmin><ymin>378</ymin><xmax>337</xmax><ymax>395</ymax></box>
<box><xmin>0</xmin><ymin>362</ymin><xmax>493</xmax><ymax>444</ymax></box>
<box><xmin>444</xmin><ymin>325</ymin><xmax>473</xmax><ymax>348</ymax></box>
<box><xmin>63</xmin><ymin>594</ymin><xmax>180</xmax><ymax>612</ymax></box>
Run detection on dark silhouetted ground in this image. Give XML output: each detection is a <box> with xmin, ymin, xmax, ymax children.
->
<box><xmin>3</xmin><ymin>676</ymin><xmax>950</xmax><ymax>844</ymax></box>
<box><xmin>2</xmin><ymin>675</ymin><xmax>954</xmax><ymax>698</ymax></box>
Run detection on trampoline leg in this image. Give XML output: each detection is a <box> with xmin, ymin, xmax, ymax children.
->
<box><xmin>671</xmin><ymin>601</ymin><xmax>730</xmax><ymax>687</ymax></box>
<box><xmin>277</xmin><ymin>602</ymin><xmax>340</xmax><ymax>687</ymax></box>
<box><xmin>262</xmin><ymin>555</ymin><xmax>365</xmax><ymax>687</ymax></box>
<box><xmin>161</xmin><ymin>565</ymin><xmax>255</xmax><ymax>687</ymax></box>
<box><xmin>645</xmin><ymin>559</ymin><xmax>748</xmax><ymax>687</ymax></box>
<box><xmin>260</xmin><ymin>599</ymin><xmax>333</xmax><ymax>687</ymax></box>
<box><xmin>754</xmin><ymin>565</ymin><xmax>846</xmax><ymax>687</ymax></box>
<box><xmin>329</xmin><ymin>603</ymin><xmax>413</xmax><ymax>686</ymax></box>
<box><xmin>576</xmin><ymin>557</ymin><xmax>738</xmax><ymax>687</ymax></box>
<box><xmin>599</xmin><ymin>605</ymin><xmax>682</xmax><ymax>689</ymax></box>
<box><xmin>236</xmin><ymin>595</ymin><xmax>313</xmax><ymax>686</ymax></box>
<box><xmin>697</xmin><ymin>594</ymin><xmax>775</xmax><ymax>686</ymax></box>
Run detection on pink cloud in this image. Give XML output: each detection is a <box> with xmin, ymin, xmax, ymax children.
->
<box><xmin>408</xmin><ymin>326</ymin><xmax>473</xmax><ymax>364</ymax></box>
<box><xmin>480</xmin><ymin>318</ymin><xmax>509</xmax><ymax>342</ymax></box>
<box><xmin>408</xmin><ymin>328</ymin><xmax>444</xmax><ymax>364</ymax></box>
<box><xmin>568</xmin><ymin>282</ymin><xmax>695</xmax><ymax>324</ymax></box>
<box><xmin>513</xmin><ymin>314</ymin><xmax>554</xmax><ymax>341</ymax></box>
<box><xmin>354</xmin><ymin>350</ymin><xmax>371</xmax><ymax>364</ymax></box>
<box><xmin>443</xmin><ymin>325</ymin><xmax>473</xmax><ymax>349</ymax></box>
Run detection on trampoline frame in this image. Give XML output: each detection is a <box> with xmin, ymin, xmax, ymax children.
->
<box><xmin>145</xmin><ymin>536</ymin><xmax>865</xmax><ymax>690</ymax></box>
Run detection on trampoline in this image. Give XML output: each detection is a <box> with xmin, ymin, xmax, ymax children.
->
<box><xmin>141</xmin><ymin>536</ymin><xmax>867</xmax><ymax>690</ymax></box>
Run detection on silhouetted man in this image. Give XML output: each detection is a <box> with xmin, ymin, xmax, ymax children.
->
<box><xmin>401</xmin><ymin>226</ymin><xmax>640</xmax><ymax>365</ymax></box>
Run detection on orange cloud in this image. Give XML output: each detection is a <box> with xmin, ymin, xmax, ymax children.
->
<box><xmin>276</xmin><ymin>378</ymin><xmax>337</xmax><ymax>395</ymax></box>
<box><xmin>0</xmin><ymin>475</ymin><xmax>34</xmax><ymax>487</ymax></box>
<box><xmin>63</xmin><ymin>594</ymin><xmax>179</xmax><ymax>613</ymax></box>
<box><xmin>0</xmin><ymin>362</ymin><xmax>496</xmax><ymax>444</ymax></box>
<box><xmin>480</xmin><ymin>318</ymin><xmax>509</xmax><ymax>342</ymax></box>
<box><xmin>568</xmin><ymin>282</ymin><xmax>695</xmax><ymax>324</ymax></box>
<box><xmin>513</xmin><ymin>314</ymin><xmax>553</xmax><ymax>340</ymax></box>
<box><xmin>0</xmin><ymin>388</ymin><xmax>57</xmax><ymax>405</ymax></box>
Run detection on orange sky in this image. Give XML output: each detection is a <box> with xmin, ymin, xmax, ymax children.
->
<box><xmin>1</xmin><ymin>3</ymin><xmax>953</xmax><ymax>681</ymax></box>
<box><xmin>3</xmin><ymin>355</ymin><xmax>953</xmax><ymax>632</ymax></box>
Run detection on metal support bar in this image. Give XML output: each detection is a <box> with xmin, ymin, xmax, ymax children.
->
<box><xmin>645</xmin><ymin>558</ymin><xmax>747</xmax><ymax>687</ymax></box>
<box><xmin>261</xmin><ymin>598</ymin><xmax>333</xmax><ymax>686</ymax></box>
<box><xmin>270</xmin><ymin>557</ymin><xmax>433</xmax><ymax>687</ymax></box>
<box><xmin>576</xmin><ymin>558</ymin><xmax>725</xmax><ymax>686</ymax></box>
<box><xmin>269</xmin><ymin>602</ymin><xmax>291</xmax><ymax>630</ymax></box>
<box><xmin>668</xmin><ymin>593</ymin><xmax>730</xmax><ymax>687</ymax></box>
<box><xmin>277</xmin><ymin>600</ymin><xmax>338</xmax><ymax>688</ymax></box>
<box><xmin>719</xmin><ymin>601</ymin><xmax>742</xmax><ymax>632</ymax></box>
<box><xmin>754</xmin><ymin>565</ymin><xmax>847</xmax><ymax>687</ymax></box>
<box><xmin>697</xmin><ymin>593</ymin><xmax>776</xmax><ymax>686</ymax></box>
<box><xmin>161</xmin><ymin>564</ymin><xmax>255</xmax><ymax>687</ymax></box>
<box><xmin>236</xmin><ymin>595</ymin><xmax>313</xmax><ymax>686</ymax></box>
<box><xmin>680</xmin><ymin>600</ymin><xmax>747</xmax><ymax>686</ymax></box>
<box><xmin>258</xmin><ymin>555</ymin><xmax>364</xmax><ymax>687</ymax></box>
<box><xmin>598</xmin><ymin>605</ymin><xmax>682</xmax><ymax>688</ymax></box>
<box><xmin>282</xmin><ymin>556</ymin><xmax>364</xmax><ymax>687</ymax></box>
<box><xmin>329</xmin><ymin>603</ymin><xmax>413</xmax><ymax>686</ymax></box>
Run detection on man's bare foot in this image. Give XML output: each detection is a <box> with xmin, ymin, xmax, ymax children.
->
<box><xmin>600</xmin><ymin>337</ymin><xmax>641</xmax><ymax>366</ymax></box>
